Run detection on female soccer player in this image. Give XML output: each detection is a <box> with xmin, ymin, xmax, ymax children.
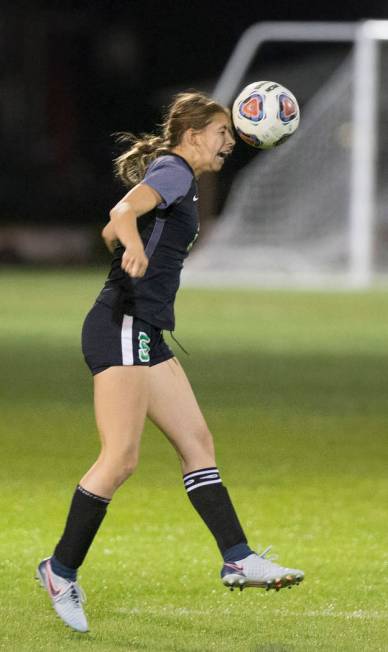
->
<box><xmin>36</xmin><ymin>91</ymin><xmax>304</xmax><ymax>633</ymax></box>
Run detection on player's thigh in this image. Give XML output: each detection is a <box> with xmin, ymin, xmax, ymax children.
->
<box><xmin>93</xmin><ymin>365</ymin><xmax>149</xmax><ymax>455</ymax></box>
<box><xmin>147</xmin><ymin>357</ymin><xmax>215</xmax><ymax>459</ymax></box>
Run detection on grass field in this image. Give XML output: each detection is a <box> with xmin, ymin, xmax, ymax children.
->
<box><xmin>1</xmin><ymin>268</ymin><xmax>388</xmax><ymax>651</ymax></box>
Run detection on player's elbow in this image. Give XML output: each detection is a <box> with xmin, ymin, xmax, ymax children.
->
<box><xmin>109</xmin><ymin>205</ymin><xmax>120</xmax><ymax>222</ymax></box>
<box><xmin>110</xmin><ymin>200</ymin><xmax>135</xmax><ymax>224</ymax></box>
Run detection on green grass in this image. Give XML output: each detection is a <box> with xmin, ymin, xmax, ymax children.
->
<box><xmin>1</xmin><ymin>268</ymin><xmax>388</xmax><ymax>651</ymax></box>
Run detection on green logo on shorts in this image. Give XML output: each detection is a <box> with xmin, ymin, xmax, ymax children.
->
<box><xmin>138</xmin><ymin>332</ymin><xmax>151</xmax><ymax>363</ymax></box>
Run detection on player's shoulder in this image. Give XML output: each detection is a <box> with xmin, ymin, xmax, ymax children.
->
<box><xmin>148</xmin><ymin>154</ymin><xmax>194</xmax><ymax>178</ymax></box>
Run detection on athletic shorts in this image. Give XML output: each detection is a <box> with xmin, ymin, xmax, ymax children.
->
<box><xmin>81</xmin><ymin>301</ymin><xmax>174</xmax><ymax>375</ymax></box>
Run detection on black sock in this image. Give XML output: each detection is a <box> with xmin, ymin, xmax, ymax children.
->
<box><xmin>183</xmin><ymin>467</ymin><xmax>251</xmax><ymax>558</ymax></box>
<box><xmin>53</xmin><ymin>485</ymin><xmax>110</xmax><ymax>573</ymax></box>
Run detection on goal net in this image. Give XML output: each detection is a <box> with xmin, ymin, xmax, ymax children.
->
<box><xmin>184</xmin><ymin>23</ymin><xmax>388</xmax><ymax>288</ymax></box>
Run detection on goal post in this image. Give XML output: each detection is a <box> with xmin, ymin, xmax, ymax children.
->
<box><xmin>349</xmin><ymin>21</ymin><xmax>388</xmax><ymax>286</ymax></box>
<box><xmin>213</xmin><ymin>22</ymin><xmax>358</xmax><ymax>106</ymax></box>
<box><xmin>184</xmin><ymin>21</ymin><xmax>388</xmax><ymax>288</ymax></box>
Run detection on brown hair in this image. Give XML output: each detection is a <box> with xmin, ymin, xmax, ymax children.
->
<box><xmin>113</xmin><ymin>91</ymin><xmax>229</xmax><ymax>187</ymax></box>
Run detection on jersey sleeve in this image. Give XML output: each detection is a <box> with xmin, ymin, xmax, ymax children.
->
<box><xmin>141</xmin><ymin>157</ymin><xmax>193</xmax><ymax>209</ymax></box>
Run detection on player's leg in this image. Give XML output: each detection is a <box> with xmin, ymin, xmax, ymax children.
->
<box><xmin>55</xmin><ymin>365</ymin><xmax>148</xmax><ymax>567</ymax></box>
<box><xmin>37</xmin><ymin>365</ymin><xmax>149</xmax><ymax>631</ymax></box>
<box><xmin>148</xmin><ymin>356</ymin><xmax>304</xmax><ymax>591</ymax></box>
<box><xmin>148</xmin><ymin>356</ymin><xmax>216</xmax><ymax>473</ymax></box>
<box><xmin>80</xmin><ymin>365</ymin><xmax>148</xmax><ymax>497</ymax></box>
<box><xmin>147</xmin><ymin>357</ymin><xmax>251</xmax><ymax>554</ymax></box>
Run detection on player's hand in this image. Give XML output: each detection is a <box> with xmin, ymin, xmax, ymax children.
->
<box><xmin>121</xmin><ymin>242</ymin><xmax>148</xmax><ymax>278</ymax></box>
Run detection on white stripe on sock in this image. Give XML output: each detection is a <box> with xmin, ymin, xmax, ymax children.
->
<box><xmin>183</xmin><ymin>468</ymin><xmax>218</xmax><ymax>481</ymax></box>
<box><xmin>121</xmin><ymin>315</ymin><xmax>134</xmax><ymax>365</ymax></box>
<box><xmin>185</xmin><ymin>479</ymin><xmax>222</xmax><ymax>493</ymax></box>
<box><xmin>184</xmin><ymin>473</ymin><xmax>220</xmax><ymax>488</ymax></box>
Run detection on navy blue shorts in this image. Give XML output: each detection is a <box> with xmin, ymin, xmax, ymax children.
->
<box><xmin>81</xmin><ymin>301</ymin><xmax>174</xmax><ymax>375</ymax></box>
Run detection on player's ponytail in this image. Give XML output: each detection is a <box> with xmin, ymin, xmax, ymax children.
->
<box><xmin>113</xmin><ymin>133</ymin><xmax>169</xmax><ymax>188</ymax></box>
<box><xmin>113</xmin><ymin>91</ymin><xmax>229</xmax><ymax>187</ymax></box>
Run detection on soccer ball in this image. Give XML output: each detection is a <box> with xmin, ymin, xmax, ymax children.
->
<box><xmin>232</xmin><ymin>81</ymin><xmax>300</xmax><ymax>149</ymax></box>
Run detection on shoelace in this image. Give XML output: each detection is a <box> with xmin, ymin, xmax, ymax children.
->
<box><xmin>60</xmin><ymin>581</ymin><xmax>86</xmax><ymax>605</ymax></box>
<box><xmin>259</xmin><ymin>546</ymin><xmax>278</xmax><ymax>561</ymax></box>
<box><xmin>258</xmin><ymin>546</ymin><xmax>279</xmax><ymax>564</ymax></box>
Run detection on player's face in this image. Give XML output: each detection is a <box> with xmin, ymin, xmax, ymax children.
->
<box><xmin>195</xmin><ymin>113</ymin><xmax>235</xmax><ymax>173</ymax></box>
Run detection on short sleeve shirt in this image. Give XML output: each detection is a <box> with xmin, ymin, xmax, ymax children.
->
<box><xmin>141</xmin><ymin>155</ymin><xmax>194</xmax><ymax>209</ymax></box>
<box><xmin>100</xmin><ymin>154</ymin><xmax>199</xmax><ymax>330</ymax></box>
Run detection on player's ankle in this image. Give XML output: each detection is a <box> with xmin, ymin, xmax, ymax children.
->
<box><xmin>222</xmin><ymin>542</ymin><xmax>253</xmax><ymax>562</ymax></box>
<box><xmin>50</xmin><ymin>555</ymin><xmax>77</xmax><ymax>581</ymax></box>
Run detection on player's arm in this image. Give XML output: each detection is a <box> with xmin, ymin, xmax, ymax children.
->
<box><xmin>109</xmin><ymin>183</ymin><xmax>162</xmax><ymax>278</ymax></box>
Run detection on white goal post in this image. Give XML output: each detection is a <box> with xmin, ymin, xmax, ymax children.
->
<box><xmin>184</xmin><ymin>21</ymin><xmax>388</xmax><ymax>288</ymax></box>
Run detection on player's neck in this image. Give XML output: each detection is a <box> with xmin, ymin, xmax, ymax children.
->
<box><xmin>171</xmin><ymin>145</ymin><xmax>202</xmax><ymax>178</ymax></box>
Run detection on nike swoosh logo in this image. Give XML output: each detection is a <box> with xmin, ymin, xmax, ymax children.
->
<box><xmin>224</xmin><ymin>562</ymin><xmax>244</xmax><ymax>572</ymax></box>
<box><xmin>193</xmin><ymin>195</ymin><xmax>199</xmax><ymax>202</ymax></box>
<box><xmin>46</xmin><ymin>563</ymin><xmax>62</xmax><ymax>597</ymax></box>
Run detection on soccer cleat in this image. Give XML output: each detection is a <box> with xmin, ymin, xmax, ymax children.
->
<box><xmin>35</xmin><ymin>558</ymin><xmax>88</xmax><ymax>632</ymax></box>
<box><xmin>221</xmin><ymin>546</ymin><xmax>304</xmax><ymax>592</ymax></box>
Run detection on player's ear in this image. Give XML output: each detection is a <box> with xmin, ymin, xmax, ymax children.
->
<box><xmin>183</xmin><ymin>128</ymin><xmax>200</xmax><ymax>147</ymax></box>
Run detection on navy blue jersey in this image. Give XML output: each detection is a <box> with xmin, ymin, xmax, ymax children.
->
<box><xmin>96</xmin><ymin>154</ymin><xmax>199</xmax><ymax>330</ymax></box>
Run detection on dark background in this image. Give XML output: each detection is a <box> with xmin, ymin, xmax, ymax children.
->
<box><xmin>1</xmin><ymin>1</ymin><xmax>387</xmax><ymax>247</ymax></box>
